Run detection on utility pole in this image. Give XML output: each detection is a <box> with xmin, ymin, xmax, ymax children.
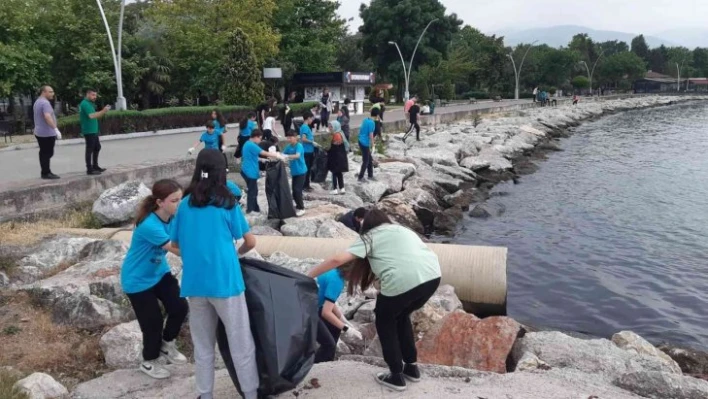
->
<box><xmin>96</xmin><ymin>0</ymin><xmax>127</xmax><ymax>110</ymax></box>
<box><xmin>388</xmin><ymin>18</ymin><xmax>438</xmax><ymax>102</ymax></box>
<box><xmin>507</xmin><ymin>41</ymin><xmax>538</xmax><ymax>100</ymax></box>
<box><xmin>579</xmin><ymin>49</ymin><xmax>606</xmax><ymax>96</ymax></box>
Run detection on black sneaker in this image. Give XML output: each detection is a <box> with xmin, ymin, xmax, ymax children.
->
<box><xmin>87</xmin><ymin>169</ymin><xmax>102</xmax><ymax>175</ymax></box>
<box><xmin>403</xmin><ymin>363</ymin><xmax>421</xmax><ymax>382</ymax></box>
<box><xmin>41</xmin><ymin>173</ymin><xmax>60</xmax><ymax>180</ymax></box>
<box><xmin>374</xmin><ymin>372</ymin><xmax>406</xmax><ymax>391</ymax></box>
<box><xmin>357</xmin><ymin>177</ymin><xmax>365</xmax><ymax>182</ymax></box>
<box><xmin>93</xmin><ymin>166</ymin><xmax>107</xmax><ymax>172</ymax></box>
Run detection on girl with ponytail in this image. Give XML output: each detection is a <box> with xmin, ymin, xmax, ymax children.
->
<box><xmin>121</xmin><ymin>179</ymin><xmax>189</xmax><ymax>380</ymax></box>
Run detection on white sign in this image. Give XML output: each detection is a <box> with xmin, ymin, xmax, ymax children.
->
<box><xmin>263</xmin><ymin>68</ymin><xmax>282</xmax><ymax>79</ymax></box>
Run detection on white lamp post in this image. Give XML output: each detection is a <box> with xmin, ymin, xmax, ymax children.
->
<box><xmin>507</xmin><ymin>41</ymin><xmax>538</xmax><ymax>100</ymax></box>
<box><xmin>388</xmin><ymin>18</ymin><xmax>438</xmax><ymax>102</ymax></box>
<box><xmin>96</xmin><ymin>0</ymin><xmax>127</xmax><ymax>110</ymax></box>
<box><xmin>579</xmin><ymin>49</ymin><xmax>605</xmax><ymax>96</ymax></box>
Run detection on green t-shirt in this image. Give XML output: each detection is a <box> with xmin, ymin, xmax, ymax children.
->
<box><xmin>79</xmin><ymin>99</ymin><xmax>99</xmax><ymax>135</ymax></box>
<box><xmin>347</xmin><ymin>224</ymin><xmax>441</xmax><ymax>296</ymax></box>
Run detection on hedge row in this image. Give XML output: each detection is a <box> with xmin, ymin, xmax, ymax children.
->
<box><xmin>462</xmin><ymin>91</ymin><xmax>535</xmax><ymax>100</ymax></box>
<box><xmin>57</xmin><ymin>102</ymin><xmax>318</xmax><ymax>138</ymax></box>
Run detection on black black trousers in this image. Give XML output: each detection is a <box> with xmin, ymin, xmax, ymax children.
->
<box><xmin>315</xmin><ymin>315</ymin><xmax>342</xmax><ymax>363</ymax></box>
<box><xmin>320</xmin><ymin>110</ymin><xmax>330</xmax><ymax>129</ymax></box>
<box><xmin>84</xmin><ymin>134</ymin><xmax>101</xmax><ymax>169</ymax></box>
<box><xmin>292</xmin><ymin>174</ymin><xmax>305</xmax><ymax>210</ymax></box>
<box><xmin>126</xmin><ymin>273</ymin><xmax>188</xmax><ymax>361</ymax></box>
<box><xmin>358</xmin><ymin>145</ymin><xmax>373</xmax><ymax>180</ymax></box>
<box><xmin>241</xmin><ymin>171</ymin><xmax>260</xmax><ymax>213</ymax></box>
<box><xmin>374</xmin><ymin>277</ymin><xmax>441</xmax><ymax>374</ymax></box>
<box><xmin>331</xmin><ymin>172</ymin><xmax>344</xmax><ymax>190</ymax></box>
<box><xmin>406</xmin><ymin>120</ymin><xmax>420</xmax><ymax>141</ymax></box>
<box><xmin>35</xmin><ymin>135</ymin><xmax>56</xmax><ymax>176</ymax></box>
<box><xmin>303</xmin><ymin>152</ymin><xmax>314</xmax><ymax>188</ymax></box>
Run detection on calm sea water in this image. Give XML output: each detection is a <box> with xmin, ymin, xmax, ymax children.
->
<box><xmin>454</xmin><ymin>102</ymin><xmax>708</xmax><ymax>349</ymax></box>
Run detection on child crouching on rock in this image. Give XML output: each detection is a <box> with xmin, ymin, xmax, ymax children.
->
<box><xmin>307</xmin><ymin>209</ymin><xmax>441</xmax><ymax>392</ymax></box>
<box><xmin>171</xmin><ymin>149</ymin><xmax>260</xmax><ymax>399</ymax></box>
<box><xmin>121</xmin><ymin>179</ymin><xmax>189</xmax><ymax>380</ymax></box>
<box><xmin>327</xmin><ymin>120</ymin><xmax>349</xmax><ymax>195</ymax></box>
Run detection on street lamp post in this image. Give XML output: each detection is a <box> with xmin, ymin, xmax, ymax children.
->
<box><xmin>96</xmin><ymin>0</ymin><xmax>127</xmax><ymax>110</ymax></box>
<box><xmin>388</xmin><ymin>18</ymin><xmax>438</xmax><ymax>102</ymax></box>
<box><xmin>507</xmin><ymin>41</ymin><xmax>538</xmax><ymax>100</ymax></box>
<box><xmin>579</xmin><ymin>49</ymin><xmax>605</xmax><ymax>96</ymax></box>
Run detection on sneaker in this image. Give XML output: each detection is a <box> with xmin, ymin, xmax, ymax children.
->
<box><xmin>368</xmin><ymin>176</ymin><xmax>377</xmax><ymax>182</ymax></box>
<box><xmin>93</xmin><ymin>166</ymin><xmax>107</xmax><ymax>172</ymax></box>
<box><xmin>402</xmin><ymin>363</ymin><xmax>421</xmax><ymax>382</ymax></box>
<box><xmin>374</xmin><ymin>372</ymin><xmax>406</xmax><ymax>391</ymax></box>
<box><xmin>339</xmin><ymin>188</ymin><xmax>346</xmax><ymax>195</ymax></box>
<box><xmin>357</xmin><ymin>177</ymin><xmax>365</xmax><ymax>182</ymax></box>
<box><xmin>87</xmin><ymin>169</ymin><xmax>102</xmax><ymax>175</ymax></box>
<box><xmin>295</xmin><ymin>209</ymin><xmax>306</xmax><ymax>217</ymax></box>
<box><xmin>41</xmin><ymin>173</ymin><xmax>60</xmax><ymax>180</ymax></box>
<box><xmin>140</xmin><ymin>360</ymin><xmax>170</xmax><ymax>379</ymax></box>
<box><xmin>160</xmin><ymin>340</ymin><xmax>188</xmax><ymax>365</ymax></box>
<box><xmin>329</xmin><ymin>189</ymin><xmax>339</xmax><ymax>195</ymax></box>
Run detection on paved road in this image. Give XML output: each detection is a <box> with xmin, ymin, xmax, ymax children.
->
<box><xmin>0</xmin><ymin>99</ymin><xmax>534</xmax><ymax>186</ymax></box>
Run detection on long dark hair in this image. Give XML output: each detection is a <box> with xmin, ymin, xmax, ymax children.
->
<box><xmin>135</xmin><ymin>179</ymin><xmax>182</xmax><ymax>226</ymax></box>
<box><xmin>346</xmin><ymin>209</ymin><xmax>392</xmax><ymax>296</ymax></box>
<box><xmin>184</xmin><ymin>149</ymin><xmax>235</xmax><ymax>209</ymax></box>
<box><xmin>240</xmin><ymin>112</ymin><xmax>255</xmax><ymax>130</ymax></box>
<box><xmin>212</xmin><ymin>109</ymin><xmax>226</xmax><ymax>127</ymax></box>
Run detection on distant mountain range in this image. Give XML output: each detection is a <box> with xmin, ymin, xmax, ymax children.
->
<box><xmin>491</xmin><ymin>25</ymin><xmax>708</xmax><ymax>49</ymax></box>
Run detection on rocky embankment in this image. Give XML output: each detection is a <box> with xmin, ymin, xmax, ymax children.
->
<box><xmin>4</xmin><ymin>95</ymin><xmax>708</xmax><ymax>398</ymax></box>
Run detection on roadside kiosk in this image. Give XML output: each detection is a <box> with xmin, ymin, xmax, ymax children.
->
<box><xmin>291</xmin><ymin>71</ymin><xmax>376</xmax><ymax>115</ymax></box>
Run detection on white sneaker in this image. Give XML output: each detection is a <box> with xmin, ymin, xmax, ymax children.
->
<box><xmin>140</xmin><ymin>360</ymin><xmax>171</xmax><ymax>379</ymax></box>
<box><xmin>160</xmin><ymin>340</ymin><xmax>188</xmax><ymax>365</ymax></box>
<box><xmin>339</xmin><ymin>188</ymin><xmax>346</xmax><ymax>195</ymax></box>
<box><xmin>329</xmin><ymin>189</ymin><xmax>339</xmax><ymax>195</ymax></box>
<box><xmin>296</xmin><ymin>210</ymin><xmax>306</xmax><ymax>217</ymax></box>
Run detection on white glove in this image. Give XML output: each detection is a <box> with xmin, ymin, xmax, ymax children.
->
<box><xmin>343</xmin><ymin>326</ymin><xmax>363</xmax><ymax>341</ymax></box>
<box><xmin>54</xmin><ymin>128</ymin><xmax>62</xmax><ymax>140</ymax></box>
<box><xmin>221</xmin><ymin>145</ymin><xmax>226</xmax><ymax>152</ymax></box>
<box><xmin>188</xmin><ymin>147</ymin><xmax>195</xmax><ymax>155</ymax></box>
<box><xmin>313</xmin><ymin>142</ymin><xmax>321</xmax><ymax>148</ymax></box>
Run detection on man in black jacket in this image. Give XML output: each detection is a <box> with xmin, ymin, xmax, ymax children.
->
<box><xmin>338</xmin><ymin>207</ymin><xmax>367</xmax><ymax>233</ymax></box>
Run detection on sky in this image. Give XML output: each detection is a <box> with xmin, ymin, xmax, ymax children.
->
<box><xmin>338</xmin><ymin>0</ymin><xmax>708</xmax><ymax>35</ymax></box>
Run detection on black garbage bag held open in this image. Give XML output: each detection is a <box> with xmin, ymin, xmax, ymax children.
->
<box><xmin>265</xmin><ymin>161</ymin><xmax>296</xmax><ymax>220</ymax></box>
<box><xmin>217</xmin><ymin>258</ymin><xmax>319</xmax><ymax>397</ymax></box>
<box><xmin>310</xmin><ymin>147</ymin><xmax>329</xmax><ymax>183</ymax></box>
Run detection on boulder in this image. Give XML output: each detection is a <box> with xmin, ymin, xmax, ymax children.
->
<box><xmin>469</xmin><ymin>204</ymin><xmax>492</xmax><ymax>218</ymax></box>
<box><xmin>614</xmin><ymin>371</ymin><xmax>708</xmax><ymax>399</ymax></box>
<box><xmin>337</xmin><ymin>294</ymin><xmax>370</xmax><ymax>320</ymax></box>
<box><xmin>387</xmin><ymin>188</ymin><xmax>442</xmax><ymax>227</ymax></box>
<box><xmin>315</xmin><ymin>219</ymin><xmax>359</xmax><ymax>239</ymax></box>
<box><xmin>92</xmin><ymin>181</ymin><xmax>151</xmax><ymax>226</ymax></box>
<box><xmin>417</xmin><ymin>313</ymin><xmax>521</xmax><ymax>373</ymax></box>
<box><xmin>406</xmin><ymin>144</ymin><xmax>460</xmax><ymax>167</ymax></box>
<box><xmin>512</xmin><ymin>331</ymin><xmax>683</xmax><ymax>379</ymax></box>
<box><xmin>352</xmin><ymin>300</ymin><xmax>376</xmax><ymax>324</ymax></box>
<box><xmin>612</xmin><ymin>331</ymin><xmax>681</xmax><ymax>374</ymax></box>
<box><xmin>432</xmin><ymin>163</ymin><xmax>477</xmax><ymax>182</ymax></box>
<box><xmin>0</xmin><ymin>271</ymin><xmax>9</xmax><ymax>287</ymax></box>
<box><xmin>377</xmin><ymin>161</ymin><xmax>417</xmax><ymax>180</ymax></box>
<box><xmin>363</xmin><ymin>335</ymin><xmax>383</xmax><ymax>358</ymax></box>
<box><xmin>50</xmin><ymin>291</ymin><xmax>134</xmax><ymax>329</ymax></box>
<box><xmin>659</xmin><ymin>343</ymin><xmax>708</xmax><ymax>378</ymax></box>
<box><xmin>250</xmin><ymin>225</ymin><xmax>283</xmax><ymax>236</ymax></box>
<box><xmin>266</xmin><ymin>252</ymin><xmax>322</xmax><ymax>275</ymax></box>
<box><xmin>350</xmin><ymin>179</ymin><xmax>388</xmax><ymax>203</ymax></box>
<box><xmin>375</xmin><ymin>197</ymin><xmax>424</xmax><ymax>234</ymax></box>
<box><xmin>281</xmin><ymin>204</ymin><xmax>348</xmax><ymax>237</ymax></box>
<box><xmin>411</xmin><ymin>285</ymin><xmax>463</xmax><ymax>338</ymax></box>
<box><xmin>13</xmin><ymin>372</ymin><xmax>68</xmax><ymax>399</ymax></box>
<box><xmin>443</xmin><ymin>189</ymin><xmax>484</xmax><ymax>211</ymax></box>
<box><xmin>336</xmin><ymin>340</ymin><xmax>352</xmax><ymax>357</ymax></box>
<box><xmin>376</xmin><ymin>172</ymin><xmax>405</xmax><ymax>195</ymax></box>
<box><xmin>100</xmin><ymin>321</ymin><xmax>143</xmax><ymax>368</ymax></box>
<box><xmin>514</xmin><ymin>351</ymin><xmax>551</xmax><ymax>372</ymax></box>
<box><xmin>460</xmin><ymin>156</ymin><xmax>491</xmax><ymax>171</ymax></box>
<box><xmin>339</xmin><ymin>324</ymin><xmax>366</xmax><ymax>355</ymax></box>
<box><xmin>245</xmin><ymin>211</ymin><xmax>269</xmax><ymax>228</ymax></box>
<box><xmin>433</xmin><ymin>206</ymin><xmax>464</xmax><ymax>235</ymax></box>
<box><xmin>303</xmin><ymin>186</ymin><xmax>366</xmax><ymax>209</ymax></box>
<box><xmin>17</xmin><ymin>237</ymin><xmax>97</xmax><ymax>282</ymax></box>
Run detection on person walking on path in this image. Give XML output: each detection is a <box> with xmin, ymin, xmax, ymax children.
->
<box><xmin>121</xmin><ymin>179</ymin><xmax>189</xmax><ymax>380</ymax></box>
<box><xmin>357</xmin><ymin>108</ymin><xmax>378</xmax><ymax>182</ymax></box>
<box><xmin>170</xmin><ymin>149</ymin><xmax>260</xmax><ymax>399</ymax></box>
<box><xmin>300</xmin><ymin>111</ymin><xmax>318</xmax><ymax>191</ymax></box>
<box><xmin>32</xmin><ymin>85</ymin><xmax>61</xmax><ymax>180</ymax></box>
<box><xmin>79</xmin><ymin>89</ymin><xmax>110</xmax><ymax>175</ymax></box>
<box><xmin>403</xmin><ymin>98</ymin><xmax>421</xmax><ymax>142</ymax></box>
<box><xmin>307</xmin><ymin>209</ymin><xmax>441</xmax><ymax>392</ymax></box>
<box><xmin>283</xmin><ymin>130</ymin><xmax>307</xmax><ymax>217</ymax></box>
<box><xmin>319</xmin><ymin>88</ymin><xmax>333</xmax><ymax>132</ymax></box>
<box><xmin>256</xmin><ymin>98</ymin><xmax>277</xmax><ymax>130</ymax></box>
<box><xmin>327</xmin><ymin>120</ymin><xmax>349</xmax><ymax>195</ymax></box>
<box><xmin>532</xmin><ymin>87</ymin><xmax>538</xmax><ymax>103</ymax></box>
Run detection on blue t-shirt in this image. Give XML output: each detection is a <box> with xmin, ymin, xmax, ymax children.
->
<box><xmin>317</xmin><ymin>269</ymin><xmax>345</xmax><ymax>308</ymax></box>
<box><xmin>170</xmin><ymin>195</ymin><xmax>251</xmax><ymax>297</ymax></box>
<box><xmin>200</xmin><ymin>131</ymin><xmax>221</xmax><ymax>150</ymax></box>
<box><xmin>359</xmin><ymin>118</ymin><xmax>375</xmax><ymax>147</ymax></box>
<box><xmin>300</xmin><ymin>124</ymin><xmax>315</xmax><ymax>153</ymax></box>
<box><xmin>241</xmin><ymin>140</ymin><xmax>262</xmax><ymax>180</ymax></box>
<box><xmin>283</xmin><ymin>143</ymin><xmax>307</xmax><ymax>177</ymax></box>
<box><xmin>241</xmin><ymin>120</ymin><xmax>257</xmax><ymax>137</ymax></box>
<box><xmin>121</xmin><ymin>213</ymin><xmax>172</xmax><ymax>294</ymax></box>
<box><xmin>213</xmin><ymin>119</ymin><xmax>224</xmax><ymax>135</ymax></box>
<box><xmin>227</xmin><ymin>181</ymin><xmax>242</xmax><ymax>198</ymax></box>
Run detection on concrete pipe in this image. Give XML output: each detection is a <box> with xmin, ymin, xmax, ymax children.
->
<box><xmin>254</xmin><ymin>236</ymin><xmax>508</xmax><ymax>316</ymax></box>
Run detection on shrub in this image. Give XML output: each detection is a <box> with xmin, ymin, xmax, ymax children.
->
<box><xmin>57</xmin><ymin>102</ymin><xmax>317</xmax><ymax>138</ymax></box>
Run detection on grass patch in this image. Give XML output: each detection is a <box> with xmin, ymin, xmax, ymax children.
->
<box><xmin>0</xmin><ymin>204</ymin><xmax>103</xmax><ymax>246</ymax></box>
<box><xmin>3</xmin><ymin>325</ymin><xmax>22</xmax><ymax>336</ymax></box>
<box><xmin>0</xmin><ymin>368</ymin><xmax>28</xmax><ymax>399</ymax></box>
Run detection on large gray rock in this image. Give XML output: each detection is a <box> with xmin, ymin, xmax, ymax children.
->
<box><xmin>315</xmin><ymin>219</ymin><xmax>359</xmax><ymax>239</ymax></box>
<box><xmin>614</xmin><ymin>371</ymin><xmax>708</xmax><ymax>399</ymax></box>
<box><xmin>352</xmin><ymin>300</ymin><xmax>376</xmax><ymax>324</ymax></box>
<box><xmin>411</xmin><ymin>284</ymin><xmax>463</xmax><ymax>338</ymax></box>
<box><xmin>266</xmin><ymin>252</ymin><xmax>322</xmax><ymax>275</ymax></box>
<box><xmin>303</xmin><ymin>185</ymin><xmax>366</xmax><ymax>209</ymax></box>
<box><xmin>375</xmin><ymin>197</ymin><xmax>424</xmax><ymax>234</ymax></box>
<box><xmin>349</xmin><ymin>178</ymin><xmax>388</xmax><ymax>203</ymax></box>
<box><xmin>100</xmin><ymin>321</ymin><xmax>142</xmax><ymax>368</ymax></box>
<box><xmin>250</xmin><ymin>225</ymin><xmax>283</xmax><ymax>236</ymax></box>
<box><xmin>0</xmin><ymin>271</ymin><xmax>9</xmax><ymax>287</ymax></box>
<box><xmin>13</xmin><ymin>372</ymin><xmax>68</xmax><ymax>399</ymax></box>
<box><xmin>377</xmin><ymin>161</ymin><xmax>417</xmax><ymax>180</ymax></box>
<box><xmin>612</xmin><ymin>331</ymin><xmax>681</xmax><ymax>374</ymax></box>
<box><xmin>512</xmin><ymin>331</ymin><xmax>683</xmax><ymax>379</ymax></box>
<box><xmin>17</xmin><ymin>237</ymin><xmax>97</xmax><ymax>283</ymax></box>
<box><xmin>280</xmin><ymin>204</ymin><xmax>348</xmax><ymax>237</ymax></box>
<box><xmin>92</xmin><ymin>181</ymin><xmax>151</xmax><ymax>226</ymax></box>
<box><xmin>387</xmin><ymin>188</ymin><xmax>442</xmax><ymax>227</ymax></box>
<box><xmin>432</xmin><ymin>163</ymin><xmax>477</xmax><ymax>182</ymax></box>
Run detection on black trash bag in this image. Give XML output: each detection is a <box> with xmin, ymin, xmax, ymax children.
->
<box><xmin>310</xmin><ymin>148</ymin><xmax>329</xmax><ymax>183</ymax></box>
<box><xmin>216</xmin><ymin>258</ymin><xmax>319</xmax><ymax>397</ymax></box>
<box><xmin>265</xmin><ymin>161</ymin><xmax>297</xmax><ymax>220</ymax></box>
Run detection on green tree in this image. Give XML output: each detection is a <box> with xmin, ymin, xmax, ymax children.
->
<box><xmin>336</xmin><ymin>33</ymin><xmax>374</xmax><ymax>72</ymax></box>
<box><xmin>449</xmin><ymin>26</ymin><xmax>506</xmax><ymax>92</ymax></box>
<box><xmin>597</xmin><ymin>52</ymin><xmax>646</xmax><ymax>87</ymax></box>
<box><xmin>219</xmin><ymin>29</ymin><xmax>265</xmax><ymax>106</ymax></box>
<box><xmin>442</xmin><ymin>81</ymin><xmax>454</xmax><ymax>100</ymax></box>
<box><xmin>0</xmin><ymin>43</ymin><xmax>50</xmax><ymax>98</ymax></box>
<box><xmin>359</xmin><ymin>0</ymin><xmax>462</xmax><ymax>94</ymax></box>
<box><xmin>649</xmin><ymin>45</ymin><xmax>669</xmax><ymax>74</ymax></box>
<box><xmin>572</xmin><ymin>75</ymin><xmax>590</xmax><ymax>89</ymax></box>
<box><xmin>631</xmin><ymin>35</ymin><xmax>650</xmax><ymax>62</ymax></box>
<box><xmin>598</xmin><ymin>40</ymin><xmax>629</xmax><ymax>57</ymax></box>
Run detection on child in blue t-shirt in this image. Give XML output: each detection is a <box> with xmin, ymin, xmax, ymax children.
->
<box><xmin>314</xmin><ymin>267</ymin><xmax>351</xmax><ymax>363</ymax></box>
<box><xmin>170</xmin><ymin>148</ymin><xmax>260</xmax><ymax>399</ymax></box>
<box><xmin>240</xmin><ymin>129</ymin><xmax>284</xmax><ymax>214</ymax></box>
<box><xmin>357</xmin><ymin>108</ymin><xmax>378</xmax><ymax>182</ymax></box>
<box><xmin>188</xmin><ymin>121</ymin><xmax>222</xmax><ymax>154</ymax></box>
<box><xmin>299</xmin><ymin>111</ymin><xmax>317</xmax><ymax>191</ymax></box>
<box><xmin>283</xmin><ymin>129</ymin><xmax>307</xmax><ymax>216</ymax></box>
<box><xmin>236</xmin><ymin>113</ymin><xmax>258</xmax><ymax>159</ymax></box>
<box><xmin>121</xmin><ymin>179</ymin><xmax>188</xmax><ymax>380</ymax></box>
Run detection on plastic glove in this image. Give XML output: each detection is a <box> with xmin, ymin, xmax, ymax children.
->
<box><xmin>188</xmin><ymin>147</ymin><xmax>195</xmax><ymax>155</ymax></box>
<box><xmin>221</xmin><ymin>145</ymin><xmax>226</xmax><ymax>152</ymax></box>
<box><xmin>313</xmin><ymin>142</ymin><xmax>321</xmax><ymax>148</ymax></box>
<box><xmin>343</xmin><ymin>326</ymin><xmax>363</xmax><ymax>342</ymax></box>
<box><xmin>54</xmin><ymin>128</ymin><xmax>62</xmax><ymax>140</ymax></box>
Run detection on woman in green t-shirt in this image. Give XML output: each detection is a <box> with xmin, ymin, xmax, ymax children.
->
<box><xmin>307</xmin><ymin>209</ymin><xmax>441</xmax><ymax>392</ymax></box>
